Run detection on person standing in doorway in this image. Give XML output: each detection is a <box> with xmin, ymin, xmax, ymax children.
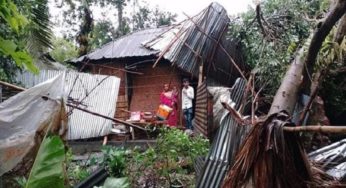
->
<box><xmin>182</xmin><ymin>78</ymin><xmax>194</xmax><ymax>130</ymax></box>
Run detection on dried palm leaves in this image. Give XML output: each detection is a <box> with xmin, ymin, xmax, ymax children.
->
<box><xmin>222</xmin><ymin>111</ymin><xmax>334</xmax><ymax>188</ymax></box>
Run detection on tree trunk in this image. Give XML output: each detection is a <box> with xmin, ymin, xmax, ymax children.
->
<box><xmin>269</xmin><ymin>0</ymin><xmax>346</xmax><ymax>115</ymax></box>
<box><xmin>301</xmin><ymin>0</ymin><xmax>346</xmax><ymax>94</ymax></box>
<box><xmin>268</xmin><ymin>48</ymin><xmax>305</xmax><ymax>115</ymax></box>
<box><xmin>334</xmin><ymin>14</ymin><xmax>346</xmax><ymax>44</ymax></box>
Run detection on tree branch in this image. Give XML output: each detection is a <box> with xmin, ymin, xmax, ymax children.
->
<box><xmin>284</xmin><ymin>125</ymin><xmax>346</xmax><ymax>133</ymax></box>
<box><xmin>302</xmin><ymin>0</ymin><xmax>346</xmax><ymax>94</ymax></box>
<box><xmin>269</xmin><ymin>0</ymin><xmax>346</xmax><ymax>115</ymax></box>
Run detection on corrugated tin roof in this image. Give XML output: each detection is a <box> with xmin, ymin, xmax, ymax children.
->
<box><xmin>145</xmin><ymin>2</ymin><xmax>231</xmax><ymax>77</ymax></box>
<box><xmin>196</xmin><ymin>78</ymin><xmax>251</xmax><ymax>188</ymax></box>
<box><xmin>309</xmin><ymin>139</ymin><xmax>346</xmax><ymax>181</ymax></box>
<box><xmin>15</xmin><ymin>70</ymin><xmax>120</xmax><ymax>140</ymax></box>
<box><xmin>72</xmin><ymin>27</ymin><xmax>170</xmax><ymax>62</ymax></box>
<box><xmin>71</xmin><ymin>2</ymin><xmax>247</xmax><ymax>80</ymax></box>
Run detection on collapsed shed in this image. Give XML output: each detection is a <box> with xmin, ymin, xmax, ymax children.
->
<box><xmin>70</xmin><ymin>2</ymin><xmax>247</xmax><ymax>124</ymax></box>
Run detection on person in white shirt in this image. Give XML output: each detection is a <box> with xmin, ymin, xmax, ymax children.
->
<box><xmin>182</xmin><ymin>78</ymin><xmax>194</xmax><ymax>130</ymax></box>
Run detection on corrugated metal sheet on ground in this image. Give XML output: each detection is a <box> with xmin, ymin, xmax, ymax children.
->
<box><xmin>145</xmin><ymin>2</ymin><xmax>231</xmax><ymax>77</ymax></box>
<box><xmin>72</xmin><ymin>27</ymin><xmax>170</xmax><ymax>62</ymax></box>
<box><xmin>196</xmin><ymin>78</ymin><xmax>250</xmax><ymax>188</ymax></box>
<box><xmin>16</xmin><ymin>70</ymin><xmax>120</xmax><ymax>140</ymax></box>
<box><xmin>309</xmin><ymin>139</ymin><xmax>346</xmax><ymax>181</ymax></box>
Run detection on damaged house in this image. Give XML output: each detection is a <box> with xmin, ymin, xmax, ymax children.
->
<box><xmin>70</xmin><ymin>2</ymin><xmax>248</xmax><ymax>127</ymax></box>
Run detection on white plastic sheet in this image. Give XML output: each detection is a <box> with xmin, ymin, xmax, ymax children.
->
<box><xmin>207</xmin><ymin>87</ymin><xmax>234</xmax><ymax>127</ymax></box>
<box><xmin>0</xmin><ymin>74</ymin><xmax>67</xmax><ymax>175</ymax></box>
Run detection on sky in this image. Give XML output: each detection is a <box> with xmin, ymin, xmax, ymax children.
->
<box><xmin>145</xmin><ymin>0</ymin><xmax>254</xmax><ymax>21</ymax></box>
<box><xmin>50</xmin><ymin>0</ymin><xmax>254</xmax><ymax>37</ymax></box>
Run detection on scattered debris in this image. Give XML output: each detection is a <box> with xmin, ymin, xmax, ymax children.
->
<box><xmin>309</xmin><ymin>139</ymin><xmax>346</xmax><ymax>181</ymax></box>
<box><xmin>196</xmin><ymin>78</ymin><xmax>250</xmax><ymax>188</ymax></box>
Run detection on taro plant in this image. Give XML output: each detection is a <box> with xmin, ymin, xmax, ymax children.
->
<box><xmin>101</xmin><ymin>146</ymin><xmax>127</xmax><ymax>178</ymax></box>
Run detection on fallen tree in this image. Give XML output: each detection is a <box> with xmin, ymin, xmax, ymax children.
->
<box><xmin>222</xmin><ymin>0</ymin><xmax>346</xmax><ymax>187</ymax></box>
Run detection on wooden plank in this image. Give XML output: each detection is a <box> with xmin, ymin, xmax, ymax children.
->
<box><xmin>195</xmin><ymin>110</ymin><xmax>208</xmax><ymax>116</ymax></box>
<box><xmin>195</xmin><ymin>120</ymin><xmax>207</xmax><ymax>127</ymax></box>
<box><xmin>195</xmin><ymin>124</ymin><xmax>207</xmax><ymax>131</ymax></box>
<box><xmin>196</xmin><ymin>99</ymin><xmax>208</xmax><ymax>103</ymax></box>
<box><xmin>195</xmin><ymin>117</ymin><xmax>207</xmax><ymax>126</ymax></box>
<box><xmin>117</xmin><ymin>103</ymin><xmax>128</xmax><ymax>108</ymax></box>
<box><xmin>194</xmin><ymin>126</ymin><xmax>207</xmax><ymax>136</ymax></box>
<box><xmin>117</xmin><ymin>95</ymin><xmax>127</xmax><ymax>101</ymax></box>
<box><xmin>197</xmin><ymin>93</ymin><xmax>208</xmax><ymax>99</ymax></box>
<box><xmin>195</xmin><ymin>104</ymin><xmax>207</xmax><ymax>109</ymax></box>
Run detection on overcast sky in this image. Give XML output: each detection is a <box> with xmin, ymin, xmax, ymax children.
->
<box><xmin>145</xmin><ymin>0</ymin><xmax>254</xmax><ymax>21</ymax></box>
<box><xmin>50</xmin><ymin>0</ymin><xmax>254</xmax><ymax>37</ymax></box>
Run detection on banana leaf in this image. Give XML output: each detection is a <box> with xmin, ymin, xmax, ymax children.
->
<box><xmin>25</xmin><ymin>135</ymin><xmax>65</xmax><ymax>188</ymax></box>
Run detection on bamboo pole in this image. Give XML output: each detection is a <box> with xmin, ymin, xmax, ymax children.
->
<box><xmin>66</xmin><ymin>104</ymin><xmax>147</xmax><ymax>131</ymax></box>
<box><xmin>283</xmin><ymin>125</ymin><xmax>346</xmax><ymax>133</ymax></box>
<box><xmin>0</xmin><ymin>80</ymin><xmax>25</xmax><ymax>91</ymax></box>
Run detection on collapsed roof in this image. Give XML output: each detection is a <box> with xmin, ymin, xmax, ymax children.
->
<box><xmin>71</xmin><ymin>2</ymin><xmax>247</xmax><ymax>80</ymax></box>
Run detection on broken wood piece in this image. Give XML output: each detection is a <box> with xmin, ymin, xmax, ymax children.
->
<box><xmin>120</xmin><ymin>109</ymin><xmax>132</xmax><ymax>113</ymax></box>
<box><xmin>221</xmin><ymin>102</ymin><xmax>247</xmax><ymax>125</ymax></box>
<box><xmin>284</xmin><ymin>125</ymin><xmax>346</xmax><ymax>133</ymax></box>
<box><xmin>102</xmin><ymin>136</ymin><xmax>108</xmax><ymax>145</ymax></box>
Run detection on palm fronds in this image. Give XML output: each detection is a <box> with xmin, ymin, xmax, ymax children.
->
<box><xmin>222</xmin><ymin>112</ymin><xmax>325</xmax><ymax>188</ymax></box>
<box><xmin>26</xmin><ymin>0</ymin><xmax>53</xmax><ymax>56</ymax></box>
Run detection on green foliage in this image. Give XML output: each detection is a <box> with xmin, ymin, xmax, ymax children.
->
<box><xmin>229</xmin><ymin>0</ymin><xmax>329</xmax><ymax>96</ymax></box>
<box><xmin>90</xmin><ymin>21</ymin><xmax>116</xmax><ymax>49</ymax></box>
<box><xmin>102</xmin><ymin>146</ymin><xmax>127</xmax><ymax>178</ymax></box>
<box><xmin>320</xmin><ymin>36</ymin><xmax>346</xmax><ymax>117</ymax></box>
<box><xmin>0</xmin><ymin>0</ymin><xmax>39</xmax><ymax>76</ymax></box>
<box><xmin>0</xmin><ymin>0</ymin><xmax>28</xmax><ymax>33</ymax></box>
<box><xmin>50</xmin><ymin>37</ymin><xmax>79</xmax><ymax>62</ymax></box>
<box><xmin>69</xmin><ymin>165</ymin><xmax>90</xmax><ymax>182</ymax></box>
<box><xmin>316</xmin><ymin>29</ymin><xmax>345</xmax><ymax>70</ymax></box>
<box><xmin>156</xmin><ymin>128</ymin><xmax>209</xmax><ymax>163</ymax></box>
<box><xmin>25</xmin><ymin>135</ymin><xmax>66</xmax><ymax>188</ymax></box>
<box><xmin>66</xmin><ymin>149</ymin><xmax>98</xmax><ymax>186</ymax></box>
<box><xmin>127</xmin><ymin>128</ymin><xmax>209</xmax><ymax>186</ymax></box>
<box><xmin>58</xmin><ymin>0</ymin><xmax>177</xmax><ymax>51</ymax></box>
<box><xmin>15</xmin><ymin>176</ymin><xmax>27</xmax><ymax>188</ymax></box>
<box><xmin>0</xmin><ymin>37</ymin><xmax>37</xmax><ymax>72</ymax></box>
<box><xmin>132</xmin><ymin>4</ymin><xmax>177</xmax><ymax>31</ymax></box>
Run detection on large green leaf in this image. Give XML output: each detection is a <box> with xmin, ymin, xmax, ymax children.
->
<box><xmin>12</xmin><ymin>51</ymin><xmax>38</xmax><ymax>73</ymax></box>
<box><xmin>0</xmin><ymin>37</ymin><xmax>17</xmax><ymax>55</ymax></box>
<box><xmin>0</xmin><ymin>0</ymin><xmax>28</xmax><ymax>33</ymax></box>
<box><xmin>26</xmin><ymin>135</ymin><xmax>65</xmax><ymax>188</ymax></box>
<box><xmin>0</xmin><ymin>37</ymin><xmax>37</xmax><ymax>73</ymax></box>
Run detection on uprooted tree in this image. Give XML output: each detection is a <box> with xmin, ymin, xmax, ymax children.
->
<box><xmin>223</xmin><ymin>0</ymin><xmax>346</xmax><ymax>187</ymax></box>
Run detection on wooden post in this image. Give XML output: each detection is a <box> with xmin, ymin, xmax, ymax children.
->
<box><xmin>198</xmin><ymin>64</ymin><xmax>203</xmax><ymax>86</ymax></box>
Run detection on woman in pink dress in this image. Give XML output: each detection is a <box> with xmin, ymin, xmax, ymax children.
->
<box><xmin>160</xmin><ymin>84</ymin><xmax>178</xmax><ymax>127</ymax></box>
